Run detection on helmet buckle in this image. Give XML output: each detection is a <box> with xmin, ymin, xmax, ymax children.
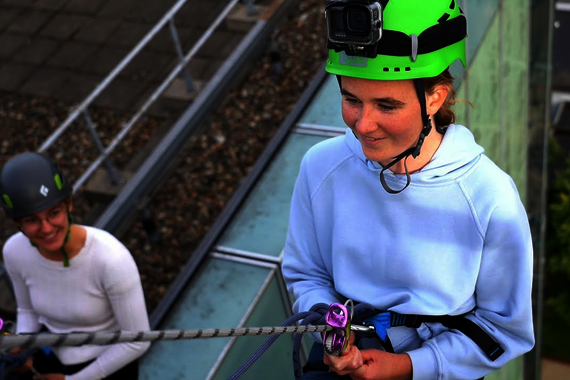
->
<box><xmin>411</xmin><ymin>34</ymin><xmax>418</xmax><ymax>62</ymax></box>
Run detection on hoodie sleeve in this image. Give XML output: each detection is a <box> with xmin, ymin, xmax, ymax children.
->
<box><xmin>407</xmin><ymin>180</ymin><xmax>535</xmax><ymax>379</ymax></box>
<box><xmin>282</xmin><ymin>154</ymin><xmax>344</xmax><ymax>318</ymax></box>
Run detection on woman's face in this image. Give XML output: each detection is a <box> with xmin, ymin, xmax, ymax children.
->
<box><xmin>18</xmin><ymin>202</ymin><xmax>70</xmax><ymax>253</ymax></box>
<box><xmin>341</xmin><ymin>76</ymin><xmax>424</xmax><ymax>166</ymax></box>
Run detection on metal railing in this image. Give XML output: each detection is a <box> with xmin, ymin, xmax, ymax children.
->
<box><xmin>37</xmin><ymin>0</ymin><xmax>258</xmax><ymax>193</ymax></box>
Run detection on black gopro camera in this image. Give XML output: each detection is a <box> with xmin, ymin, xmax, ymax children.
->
<box><xmin>325</xmin><ymin>0</ymin><xmax>383</xmax><ymax>56</ymax></box>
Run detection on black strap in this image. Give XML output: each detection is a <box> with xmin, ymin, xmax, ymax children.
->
<box><xmin>376</xmin><ymin>15</ymin><xmax>467</xmax><ymax>57</ymax></box>
<box><xmin>390</xmin><ymin>312</ymin><xmax>505</xmax><ymax>361</ymax></box>
<box><xmin>379</xmin><ymin>150</ymin><xmax>413</xmax><ymax>194</ymax></box>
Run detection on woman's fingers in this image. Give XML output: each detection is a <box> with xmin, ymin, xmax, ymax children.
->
<box><xmin>324</xmin><ymin>336</ymin><xmax>364</xmax><ymax>375</ymax></box>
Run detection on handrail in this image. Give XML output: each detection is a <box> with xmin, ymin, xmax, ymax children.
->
<box><xmin>37</xmin><ymin>0</ymin><xmax>191</xmax><ymax>154</ymax></box>
<box><xmin>37</xmin><ymin>0</ymin><xmax>242</xmax><ymax>193</ymax></box>
<box><xmin>69</xmin><ymin>0</ymin><xmax>241</xmax><ymax>192</ymax></box>
<box><xmin>94</xmin><ymin>0</ymin><xmax>302</xmax><ymax>236</ymax></box>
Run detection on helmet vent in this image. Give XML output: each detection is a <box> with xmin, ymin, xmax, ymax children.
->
<box><xmin>382</xmin><ymin>67</ymin><xmax>412</xmax><ymax>72</ymax></box>
<box><xmin>450</xmin><ymin>0</ymin><xmax>456</xmax><ymax>10</ymax></box>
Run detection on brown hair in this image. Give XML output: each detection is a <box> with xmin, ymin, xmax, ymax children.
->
<box><xmin>423</xmin><ymin>68</ymin><xmax>457</xmax><ymax>128</ymax></box>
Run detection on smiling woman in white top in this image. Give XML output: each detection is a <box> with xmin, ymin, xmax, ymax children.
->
<box><xmin>1</xmin><ymin>152</ymin><xmax>150</xmax><ymax>380</ymax></box>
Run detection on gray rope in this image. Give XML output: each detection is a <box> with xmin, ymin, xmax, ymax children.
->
<box><xmin>0</xmin><ymin>325</ymin><xmax>332</xmax><ymax>351</ymax></box>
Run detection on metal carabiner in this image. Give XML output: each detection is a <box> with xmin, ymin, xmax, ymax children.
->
<box><xmin>322</xmin><ymin>300</ymin><xmax>354</xmax><ymax>356</ymax></box>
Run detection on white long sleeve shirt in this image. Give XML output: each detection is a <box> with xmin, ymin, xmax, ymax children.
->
<box><xmin>3</xmin><ymin>226</ymin><xmax>150</xmax><ymax>380</ymax></box>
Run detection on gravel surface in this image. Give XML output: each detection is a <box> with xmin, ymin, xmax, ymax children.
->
<box><xmin>0</xmin><ymin>0</ymin><xmax>328</xmax><ymax>314</ymax></box>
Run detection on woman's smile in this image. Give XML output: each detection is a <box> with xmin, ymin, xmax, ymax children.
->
<box><xmin>37</xmin><ymin>229</ymin><xmax>62</xmax><ymax>245</ymax></box>
<box><xmin>360</xmin><ymin>135</ymin><xmax>386</xmax><ymax>147</ymax></box>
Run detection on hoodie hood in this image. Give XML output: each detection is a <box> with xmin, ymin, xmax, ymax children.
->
<box><xmin>345</xmin><ymin>124</ymin><xmax>485</xmax><ymax>186</ymax></box>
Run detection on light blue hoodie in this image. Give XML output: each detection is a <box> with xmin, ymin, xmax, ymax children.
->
<box><xmin>282</xmin><ymin>124</ymin><xmax>534</xmax><ymax>379</ymax></box>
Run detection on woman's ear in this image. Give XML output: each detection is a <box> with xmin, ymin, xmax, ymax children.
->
<box><xmin>65</xmin><ymin>198</ymin><xmax>73</xmax><ymax>213</ymax></box>
<box><xmin>426</xmin><ymin>85</ymin><xmax>449</xmax><ymax>115</ymax></box>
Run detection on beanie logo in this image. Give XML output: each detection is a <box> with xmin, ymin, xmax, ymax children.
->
<box><xmin>339</xmin><ymin>51</ymin><xmax>368</xmax><ymax>67</ymax></box>
<box><xmin>40</xmin><ymin>185</ymin><xmax>49</xmax><ymax>197</ymax></box>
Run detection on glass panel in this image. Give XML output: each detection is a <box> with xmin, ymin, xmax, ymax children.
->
<box><xmin>139</xmin><ymin>257</ymin><xmax>272</xmax><ymax>380</ymax></box>
<box><xmin>298</xmin><ymin>74</ymin><xmax>346</xmax><ymax>129</ymax></box>
<box><xmin>217</xmin><ymin>133</ymin><xmax>329</xmax><ymax>257</ymax></box>
<box><xmin>461</xmin><ymin>0</ymin><xmax>499</xmax><ymax>63</ymax></box>
<box><xmin>212</xmin><ymin>274</ymin><xmax>296</xmax><ymax>379</ymax></box>
<box><xmin>455</xmin><ymin>0</ymin><xmax>529</xmax><ymax>195</ymax></box>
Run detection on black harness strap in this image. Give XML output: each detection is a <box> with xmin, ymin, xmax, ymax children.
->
<box><xmin>389</xmin><ymin>312</ymin><xmax>505</xmax><ymax>361</ymax></box>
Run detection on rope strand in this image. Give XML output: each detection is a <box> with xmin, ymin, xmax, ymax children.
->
<box><xmin>0</xmin><ymin>324</ymin><xmax>332</xmax><ymax>351</ymax></box>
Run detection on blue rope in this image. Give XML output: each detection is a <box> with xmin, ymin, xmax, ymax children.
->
<box><xmin>291</xmin><ymin>303</ymin><xmax>329</xmax><ymax>380</ymax></box>
<box><xmin>227</xmin><ymin>303</ymin><xmax>329</xmax><ymax>380</ymax></box>
<box><xmin>227</xmin><ymin>301</ymin><xmax>378</xmax><ymax>380</ymax></box>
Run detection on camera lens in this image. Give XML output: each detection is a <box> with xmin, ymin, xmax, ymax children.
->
<box><xmin>347</xmin><ymin>8</ymin><xmax>368</xmax><ymax>33</ymax></box>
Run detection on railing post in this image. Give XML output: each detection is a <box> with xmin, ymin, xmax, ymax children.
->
<box><xmin>82</xmin><ymin>110</ymin><xmax>122</xmax><ymax>185</ymax></box>
<box><xmin>168</xmin><ymin>18</ymin><xmax>197</xmax><ymax>93</ymax></box>
<box><xmin>244</xmin><ymin>0</ymin><xmax>259</xmax><ymax>16</ymax></box>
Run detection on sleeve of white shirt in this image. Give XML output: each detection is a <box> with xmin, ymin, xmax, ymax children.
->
<box><xmin>67</xmin><ymin>246</ymin><xmax>151</xmax><ymax>380</ymax></box>
<box><xmin>3</xmin><ymin>245</ymin><xmax>41</xmax><ymax>334</ymax></box>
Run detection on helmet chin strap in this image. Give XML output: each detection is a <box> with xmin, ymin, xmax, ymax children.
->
<box><xmin>378</xmin><ymin>78</ymin><xmax>432</xmax><ymax>194</ymax></box>
<box><xmin>60</xmin><ymin>214</ymin><xmax>74</xmax><ymax>267</ymax></box>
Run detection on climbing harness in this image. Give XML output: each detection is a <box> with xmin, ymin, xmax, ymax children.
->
<box><xmin>1</xmin><ymin>321</ymin><xmax>46</xmax><ymax>380</ymax></box>
<box><xmin>0</xmin><ymin>347</ymin><xmax>44</xmax><ymax>380</ymax></box>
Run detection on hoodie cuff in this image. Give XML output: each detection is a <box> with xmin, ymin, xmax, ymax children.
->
<box><xmin>407</xmin><ymin>345</ymin><xmax>438</xmax><ymax>380</ymax></box>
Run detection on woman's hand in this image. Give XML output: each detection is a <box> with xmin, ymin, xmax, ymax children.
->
<box><xmin>323</xmin><ymin>334</ymin><xmax>413</xmax><ymax>380</ymax></box>
<box><xmin>34</xmin><ymin>373</ymin><xmax>65</xmax><ymax>380</ymax></box>
<box><xmin>8</xmin><ymin>348</ymin><xmax>34</xmax><ymax>373</ymax></box>
<box><xmin>323</xmin><ymin>333</ymin><xmax>363</xmax><ymax>375</ymax></box>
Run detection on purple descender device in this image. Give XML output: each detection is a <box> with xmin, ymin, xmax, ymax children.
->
<box><xmin>322</xmin><ymin>301</ymin><xmax>353</xmax><ymax>356</ymax></box>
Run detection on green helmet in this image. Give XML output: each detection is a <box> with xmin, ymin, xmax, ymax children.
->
<box><xmin>325</xmin><ymin>0</ymin><xmax>467</xmax><ymax>80</ymax></box>
<box><xmin>0</xmin><ymin>152</ymin><xmax>72</xmax><ymax>219</ymax></box>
